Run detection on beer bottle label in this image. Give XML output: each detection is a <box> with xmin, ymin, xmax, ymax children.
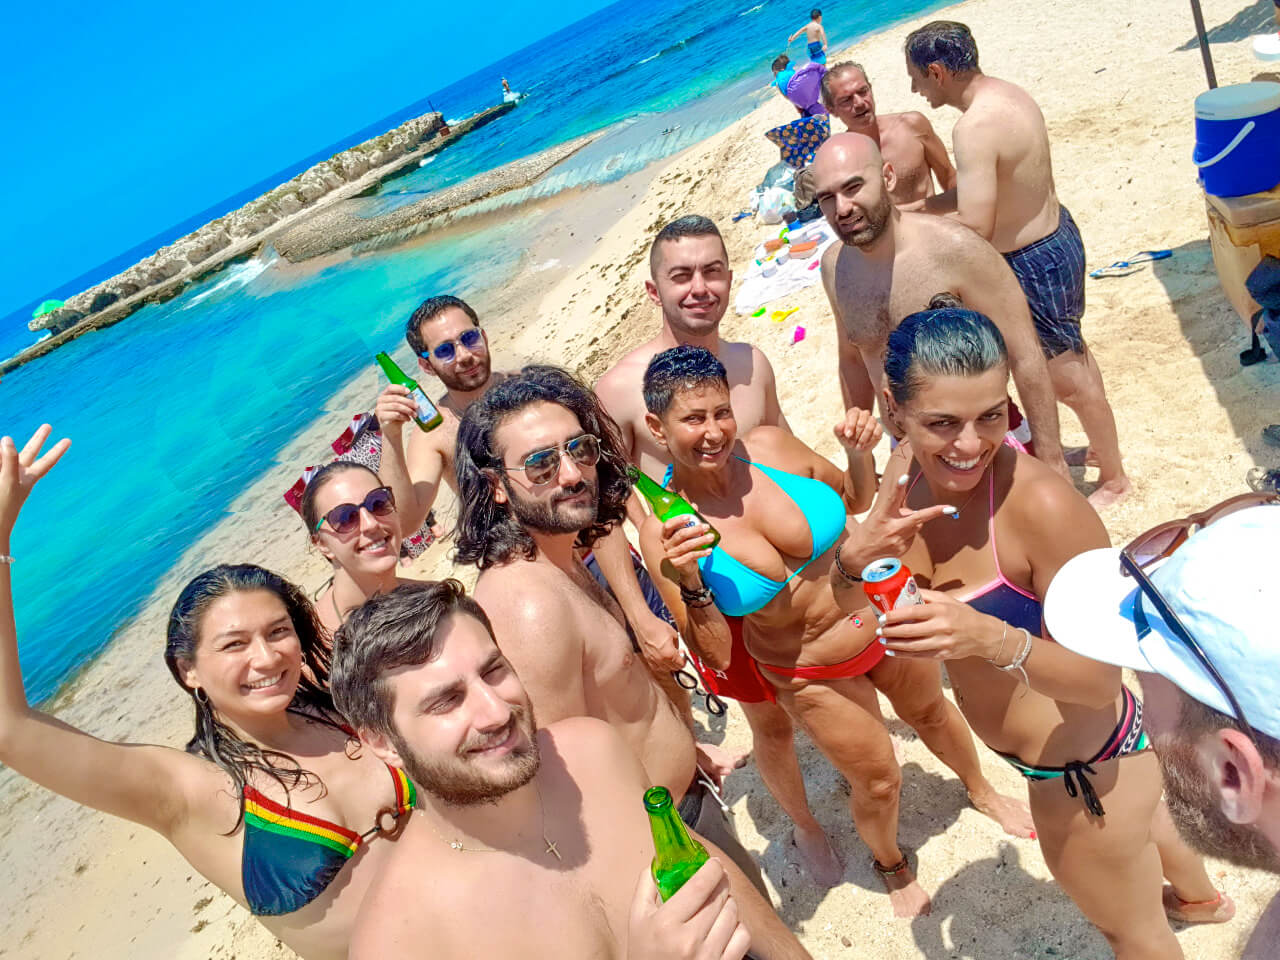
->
<box><xmin>411</xmin><ymin>387</ymin><xmax>440</xmax><ymax>424</ymax></box>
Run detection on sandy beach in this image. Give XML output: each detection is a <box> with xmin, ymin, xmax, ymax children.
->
<box><xmin>3</xmin><ymin>0</ymin><xmax>1279</xmax><ymax>957</ymax></box>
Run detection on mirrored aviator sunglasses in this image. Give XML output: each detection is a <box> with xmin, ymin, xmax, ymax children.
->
<box><xmin>519</xmin><ymin>434</ymin><xmax>602</xmax><ymax>485</ymax></box>
<box><xmin>431</xmin><ymin>328</ymin><xmax>485</xmax><ymax>363</ymax></box>
<box><xmin>314</xmin><ymin>486</ymin><xmax>396</xmax><ymax>533</ymax></box>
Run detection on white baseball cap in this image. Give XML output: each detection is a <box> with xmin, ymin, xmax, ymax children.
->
<box><xmin>1044</xmin><ymin>504</ymin><xmax>1280</xmax><ymax>738</ymax></box>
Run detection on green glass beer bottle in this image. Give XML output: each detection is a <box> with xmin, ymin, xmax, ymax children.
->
<box><xmin>375</xmin><ymin>352</ymin><xmax>444</xmax><ymax>432</ymax></box>
<box><xmin>644</xmin><ymin>786</ymin><xmax>710</xmax><ymax>900</ymax></box>
<box><xmin>627</xmin><ymin>467</ymin><xmax>721</xmax><ymax>548</ymax></box>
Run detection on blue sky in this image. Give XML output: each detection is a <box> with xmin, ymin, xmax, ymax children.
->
<box><xmin>0</xmin><ymin>0</ymin><xmax>611</xmax><ymax>320</ymax></box>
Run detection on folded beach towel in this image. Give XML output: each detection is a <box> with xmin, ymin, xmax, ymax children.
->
<box><xmin>765</xmin><ymin>114</ymin><xmax>830</xmax><ymax>169</ymax></box>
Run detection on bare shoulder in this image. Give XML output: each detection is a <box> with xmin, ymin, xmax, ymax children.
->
<box><xmin>1005</xmin><ymin>452</ymin><xmax>1108</xmax><ymax>547</ymax></box>
<box><xmin>476</xmin><ymin>564</ymin><xmax>566</xmax><ymax>626</ymax></box>
<box><xmin>893</xmin><ymin>110</ymin><xmax>937</xmax><ymax>136</ymax></box>
<box><xmin>350</xmin><ymin>844</ymin><xmax>460</xmax><ymax>959</ymax></box>
<box><xmin>742</xmin><ymin>424</ymin><xmax>808</xmax><ymax>467</ymax></box>
<box><xmin>596</xmin><ymin>341</ymin><xmax>660</xmax><ymax>397</ymax></box>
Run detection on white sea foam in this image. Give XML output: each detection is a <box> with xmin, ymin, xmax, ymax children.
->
<box><xmin>531</xmin><ymin>258</ymin><xmax>561</xmax><ymax>273</ymax></box>
<box><xmin>183</xmin><ymin>255</ymin><xmax>271</xmax><ymax>307</ymax></box>
<box><xmin>738</xmin><ymin>3</ymin><xmax>764</xmax><ymax>16</ymax></box>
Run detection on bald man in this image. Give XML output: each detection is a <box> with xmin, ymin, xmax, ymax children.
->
<box><xmin>820</xmin><ymin>61</ymin><xmax>955</xmax><ymax>207</ymax></box>
<box><xmin>811</xmin><ymin>132</ymin><xmax>1067</xmax><ymax>477</ymax></box>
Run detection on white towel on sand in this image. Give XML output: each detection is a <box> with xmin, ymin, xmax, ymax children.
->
<box><xmin>734</xmin><ymin>221</ymin><xmax>839</xmax><ymax>314</ymax></box>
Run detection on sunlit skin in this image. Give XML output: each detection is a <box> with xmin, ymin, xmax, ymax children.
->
<box><xmin>862</xmin><ymin>368</ymin><xmax>1231</xmax><ymax>956</ymax></box>
<box><xmin>375</xmin><ymin>304</ymin><xmax>510</xmax><ymax>538</ymax></box>
<box><xmin>180</xmin><ymin>590</ymin><xmax>306</xmax><ymax>729</ymax></box>
<box><xmin>822</xmin><ymin>66</ymin><xmax>955</xmax><ymax>205</ymax></box>
<box><xmin>473</xmin><ymin>401</ymin><xmax>699</xmax><ymax>807</ymax></box>
<box><xmin>311</xmin><ymin>467</ymin><xmax>407</xmax><ymax>633</ymax></box>
<box><xmin>0</xmin><ymin>426</ymin><xmax>421</xmax><ymax>960</ymax></box>
<box><xmin>360</xmin><ymin>614</ymin><xmax>539</xmax><ymax>809</ymax></box>
<box><xmin>347</xmin><ymin>613</ymin><xmax>808</xmax><ymax>960</ymax></box>
<box><xmin>644</xmin><ymin>234</ymin><xmax>733</xmax><ymax>340</ymax></box>
<box><xmin>638</xmin><ymin>381</ymin><xmax>1033</xmax><ymax>918</ymax></box>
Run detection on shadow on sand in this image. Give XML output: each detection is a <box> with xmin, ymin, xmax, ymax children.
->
<box><xmin>1177</xmin><ymin>0</ymin><xmax>1275</xmax><ymax>50</ymax></box>
<box><xmin>694</xmin><ymin>705</ymin><xmax>968</xmax><ymax>927</ymax></box>
<box><xmin>1148</xmin><ymin>238</ymin><xmax>1280</xmax><ymax>469</ymax></box>
<box><xmin>907</xmin><ymin>842</ymin><xmax>1114</xmax><ymax>960</ymax></box>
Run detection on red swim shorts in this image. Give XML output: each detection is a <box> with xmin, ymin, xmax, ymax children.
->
<box><xmin>685</xmin><ymin>615</ymin><xmax>777</xmax><ymax>704</ymax></box>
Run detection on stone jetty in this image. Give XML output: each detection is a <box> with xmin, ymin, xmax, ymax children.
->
<box><xmin>8</xmin><ymin>100</ymin><xmax>517</xmax><ymax>374</ymax></box>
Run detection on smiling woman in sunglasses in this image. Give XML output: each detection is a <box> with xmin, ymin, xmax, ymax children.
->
<box><xmin>301</xmin><ymin>461</ymin><xmax>430</xmax><ymax>633</ymax></box>
<box><xmin>844</xmin><ymin>307</ymin><xmax>1233</xmax><ymax>957</ymax></box>
<box><xmin>0</xmin><ymin>427</ymin><xmax>415</xmax><ymax>960</ymax></box>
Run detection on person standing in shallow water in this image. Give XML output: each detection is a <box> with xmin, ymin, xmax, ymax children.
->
<box><xmin>857</xmin><ymin>307</ymin><xmax>1232</xmax><ymax>957</ymax></box>
<box><xmin>905</xmin><ymin>20</ymin><xmax>1131</xmax><ymax>507</ymax></box>
<box><xmin>787</xmin><ymin>9</ymin><xmax>827</xmax><ymax>64</ymax></box>
<box><xmin>0</xmin><ymin>426</ymin><xmax>417</xmax><ymax>960</ymax></box>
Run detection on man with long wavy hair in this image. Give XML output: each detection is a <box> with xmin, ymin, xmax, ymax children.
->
<box><xmin>454</xmin><ymin>365</ymin><xmax>767</xmax><ymax>895</ymax></box>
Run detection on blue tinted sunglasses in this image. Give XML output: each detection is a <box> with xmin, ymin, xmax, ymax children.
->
<box><xmin>423</xmin><ymin>328</ymin><xmax>484</xmax><ymax>363</ymax></box>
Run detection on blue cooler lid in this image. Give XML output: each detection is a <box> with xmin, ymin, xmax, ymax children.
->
<box><xmin>1195</xmin><ymin>82</ymin><xmax>1280</xmax><ymax>121</ymax></box>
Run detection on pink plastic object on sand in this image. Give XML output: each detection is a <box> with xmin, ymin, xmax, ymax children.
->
<box><xmin>792</xmin><ymin>325</ymin><xmax>807</xmax><ymax>344</ymax></box>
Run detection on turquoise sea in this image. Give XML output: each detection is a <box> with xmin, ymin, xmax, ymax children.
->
<box><xmin>2</xmin><ymin>0</ymin><xmax>952</xmax><ymax>702</ymax></box>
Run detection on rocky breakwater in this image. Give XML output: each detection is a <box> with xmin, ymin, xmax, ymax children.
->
<box><xmin>10</xmin><ymin>102</ymin><xmax>517</xmax><ymax>373</ymax></box>
<box><xmin>273</xmin><ymin>133</ymin><xmax>597</xmax><ymax>262</ymax></box>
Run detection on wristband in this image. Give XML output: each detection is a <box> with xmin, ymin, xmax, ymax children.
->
<box><xmin>0</xmin><ymin>555</ymin><xmax>13</xmax><ymax>565</ymax></box>
<box><xmin>680</xmin><ymin>583</ymin><xmax>714</xmax><ymax>608</ymax></box>
<box><xmin>833</xmin><ymin>545</ymin><xmax>862</xmax><ymax>583</ymax></box>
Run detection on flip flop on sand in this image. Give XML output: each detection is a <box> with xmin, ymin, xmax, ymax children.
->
<box><xmin>1088</xmin><ymin>249</ymin><xmax>1172</xmax><ymax>279</ymax></box>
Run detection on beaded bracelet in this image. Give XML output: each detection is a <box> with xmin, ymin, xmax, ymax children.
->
<box><xmin>680</xmin><ymin>583</ymin><xmax>715</xmax><ymax>608</ymax></box>
<box><xmin>833</xmin><ymin>546</ymin><xmax>863</xmax><ymax>583</ymax></box>
<box><xmin>0</xmin><ymin>555</ymin><xmax>13</xmax><ymax>565</ymax></box>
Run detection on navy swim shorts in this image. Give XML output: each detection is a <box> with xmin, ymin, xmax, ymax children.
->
<box><xmin>1004</xmin><ymin>206</ymin><xmax>1087</xmax><ymax>358</ymax></box>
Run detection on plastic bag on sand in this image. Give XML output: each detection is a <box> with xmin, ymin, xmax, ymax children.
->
<box><xmin>759</xmin><ymin>187</ymin><xmax>796</xmax><ymax>224</ymax></box>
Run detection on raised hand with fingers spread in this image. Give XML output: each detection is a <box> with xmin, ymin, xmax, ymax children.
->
<box><xmin>0</xmin><ymin>425</ymin><xmax>71</xmax><ymax>541</ymax></box>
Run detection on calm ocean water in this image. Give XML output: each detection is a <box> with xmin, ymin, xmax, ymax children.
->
<box><xmin>3</xmin><ymin>0</ymin><xmax>951</xmax><ymax>701</ymax></box>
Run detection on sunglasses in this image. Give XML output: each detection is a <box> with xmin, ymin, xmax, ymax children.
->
<box><xmin>503</xmin><ymin>434</ymin><xmax>602</xmax><ymax>486</ymax></box>
<box><xmin>424</xmin><ymin>328</ymin><xmax>485</xmax><ymax>364</ymax></box>
<box><xmin>313</xmin><ymin>486</ymin><xmax>396</xmax><ymax>534</ymax></box>
<box><xmin>1119</xmin><ymin>492</ymin><xmax>1278</xmax><ymax>743</ymax></box>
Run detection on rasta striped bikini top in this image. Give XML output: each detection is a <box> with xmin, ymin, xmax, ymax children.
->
<box><xmin>242</xmin><ymin>762</ymin><xmax>416</xmax><ymax>916</ymax></box>
<box><xmin>668</xmin><ymin>457</ymin><xmax>846</xmax><ymax>617</ymax></box>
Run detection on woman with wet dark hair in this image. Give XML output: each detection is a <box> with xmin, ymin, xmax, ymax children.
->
<box><xmin>853</xmin><ymin>307</ymin><xmax>1232</xmax><ymax>957</ymax></box>
<box><xmin>0</xmin><ymin>426</ymin><xmax>414</xmax><ymax>960</ymax></box>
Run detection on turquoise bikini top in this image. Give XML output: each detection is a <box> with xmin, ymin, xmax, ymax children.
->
<box><xmin>686</xmin><ymin>457</ymin><xmax>846</xmax><ymax>617</ymax></box>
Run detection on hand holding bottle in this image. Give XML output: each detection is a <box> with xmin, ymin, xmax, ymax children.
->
<box><xmin>627</xmin><ymin>860</ymin><xmax>750</xmax><ymax>960</ymax></box>
<box><xmin>374</xmin><ymin>384</ymin><xmax>418</xmax><ymax>439</ymax></box>
<box><xmin>658</xmin><ymin>515</ymin><xmax>716</xmax><ymax>585</ymax></box>
<box><xmin>0</xmin><ymin>426</ymin><xmax>70</xmax><ymax>542</ymax></box>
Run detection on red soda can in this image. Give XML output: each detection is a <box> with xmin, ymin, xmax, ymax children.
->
<box><xmin>861</xmin><ymin>558</ymin><xmax>923</xmax><ymax>614</ymax></box>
